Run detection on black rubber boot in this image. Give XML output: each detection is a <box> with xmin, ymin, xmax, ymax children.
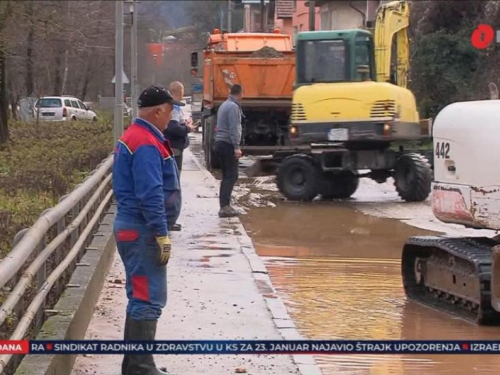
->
<box><xmin>126</xmin><ymin>319</ymin><xmax>168</xmax><ymax>375</ymax></box>
<box><xmin>168</xmin><ymin>223</ymin><xmax>182</xmax><ymax>231</ymax></box>
<box><xmin>121</xmin><ymin>314</ymin><xmax>131</xmax><ymax>375</ymax></box>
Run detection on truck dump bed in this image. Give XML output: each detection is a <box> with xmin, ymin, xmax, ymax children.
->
<box><xmin>202</xmin><ymin>33</ymin><xmax>295</xmax><ymax>108</ymax></box>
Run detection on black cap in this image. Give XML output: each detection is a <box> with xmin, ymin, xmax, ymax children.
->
<box><xmin>137</xmin><ymin>85</ymin><xmax>185</xmax><ymax>108</ymax></box>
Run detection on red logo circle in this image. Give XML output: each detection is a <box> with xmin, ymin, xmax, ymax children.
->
<box><xmin>471</xmin><ymin>24</ymin><xmax>495</xmax><ymax>49</ymax></box>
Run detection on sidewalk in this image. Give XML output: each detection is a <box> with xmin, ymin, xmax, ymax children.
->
<box><xmin>72</xmin><ymin>146</ymin><xmax>321</xmax><ymax>375</ymax></box>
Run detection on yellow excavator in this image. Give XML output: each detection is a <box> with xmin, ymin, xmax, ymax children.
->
<box><xmin>274</xmin><ymin>0</ymin><xmax>433</xmax><ymax>203</ymax></box>
<box><xmin>373</xmin><ymin>0</ymin><xmax>411</xmax><ymax>88</ymax></box>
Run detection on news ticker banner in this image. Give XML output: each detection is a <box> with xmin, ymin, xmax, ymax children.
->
<box><xmin>4</xmin><ymin>340</ymin><xmax>500</xmax><ymax>355</ymax></box>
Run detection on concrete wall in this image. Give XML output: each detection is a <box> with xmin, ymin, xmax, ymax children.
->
<box><xmin>319</xmin><ymin>0</ymin><xmax>384</xmax><ymax>30</ymax></box>
<box><xmin>319</xmin><ymin>0</ymin><xmax>365</xmax><ymax>30</ymax></box>
<box><xmin>274</xmin><ymin>18</ymin><xmax>294</xmax><ymax>37</ymax></box>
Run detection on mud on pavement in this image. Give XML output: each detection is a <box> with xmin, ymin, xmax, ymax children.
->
<box><xmin>72</xmin><ymin>145</ymin><xmax>319</xmax><ymax>375</ymax></box>
<box><xmin>190</xmin><ymin>134</ymin><xmax>500</xmax><ymax>375</ymax></box>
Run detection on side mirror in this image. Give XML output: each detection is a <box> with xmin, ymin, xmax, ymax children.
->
<box><xmin>191</xmin><ymin>51</ymin><xmax>199</xmax><ymax>75</ymax></box>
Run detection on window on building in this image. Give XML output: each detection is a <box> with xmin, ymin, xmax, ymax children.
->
<box><xmin>293</xmin><ymin>0</ymin><xmax>297</xmax><ymax>11</ymax></box>
<box><xmin>298</xmin><ymin>39</ymin><xmax>347</xmax><ymax>84</ymax></box>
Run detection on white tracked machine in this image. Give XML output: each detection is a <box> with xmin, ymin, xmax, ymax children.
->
<box><xmin>402</xmin><ymin>100</ymin><xmax>500</xmax><ymax>324</ymax></box>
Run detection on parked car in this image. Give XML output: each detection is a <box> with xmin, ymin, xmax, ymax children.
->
<box><xmin>33</xmin><ymin>96</ymin><xmax>97</xmax><ymax>122</ymax></box>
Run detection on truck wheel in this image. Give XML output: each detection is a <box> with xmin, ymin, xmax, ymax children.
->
<box><xmin>394</xmin><ymin>153</ymin><xmax>432</xmax><ymax>202</ymax></box>
<box><xmin>204</xmin><ymin>117</ymin><xmax>220</xmax><ymax>170</ymax></box>
<box><xmin>277</xmin><ymin>155</ymin><xmax>320</xmax><ymax>201</ymax></box>
<box><xmin>320</xmin><ymin>172</ymin><xmax>359</xmax><ymax>199</ymax></box>
<box><xmin>207</xmin><ymin>144</ymin><xmax>220</xmax><ymax>170</ymax></box>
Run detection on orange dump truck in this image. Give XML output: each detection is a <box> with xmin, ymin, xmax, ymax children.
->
<box><xmin>190</xmin><ymin>30</ymin><xmax>295</xmax><ymax>169</ymax></box>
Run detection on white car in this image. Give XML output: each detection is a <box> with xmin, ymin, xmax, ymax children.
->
<box><xmin>33</xmin><ymin>96</ymin><xmax>97</xmax><ymax>122</ymax></box>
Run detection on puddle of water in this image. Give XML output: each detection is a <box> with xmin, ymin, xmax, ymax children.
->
<box><xmin>243</xmin><ymin>203</ymin><xmax>434</xmax><ymax>260</ymax></box>
<box><xmin>241</xmin><ymin>203</ymin><xmax>500</xmax><ymax>375</ymax></box>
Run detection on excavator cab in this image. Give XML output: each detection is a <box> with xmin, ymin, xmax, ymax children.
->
<box><xmin>289</xmin><ymin>28</ymin><xmax>421</xmax><ymax>146</ymax></box>
<box><xmin>295</xmin><ymin>30</ymin><xmax>376</xmax><ymax>87</ymax></box>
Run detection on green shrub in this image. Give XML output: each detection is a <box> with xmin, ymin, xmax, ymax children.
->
<box><xmin>0</xmin><ymin>119</ymin><xmax>113</xmax><ymax>256</ymax></box>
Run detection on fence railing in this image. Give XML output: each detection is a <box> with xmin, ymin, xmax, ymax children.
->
<box><xmin>0</xmin><ymin>154</ymin><xmax>114</xmax><ymax>374</ymax></box>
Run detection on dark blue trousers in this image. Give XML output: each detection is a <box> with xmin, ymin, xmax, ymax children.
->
<box><xmin>114</xmin><ymin>218</ymin><xmax>167</xmax><ymax>321</ymax></box>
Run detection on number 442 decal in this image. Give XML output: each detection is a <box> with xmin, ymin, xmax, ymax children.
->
<box><xmin>435</xmin><ymin>142</ymin><xmax>450</xmax><ymax>159</ymax></box>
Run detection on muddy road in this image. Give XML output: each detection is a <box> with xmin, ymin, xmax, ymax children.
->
<box><xmin>190</xmin><ymin>134</ymin><xmax>500</xmax><ymax>374</ymax></box>
<box><xmin>242</xmin><ymin>204</ymin><xmax>500</xmax><ymax>375</ymax></box>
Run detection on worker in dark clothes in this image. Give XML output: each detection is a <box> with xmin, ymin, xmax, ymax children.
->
<box><xmin>113</xmin><ymin>85</ymin><xmax>184</xmax><ymax>375</ymax></box>
<box><xmin>163</xmin><ymin>81</ymin><xmax>195</xmax><ymax>175</ymax></box>
<box><xmin>214</xmin><ymin>84</ymin><xmax>243</xmax><ymax>218</ymax></box>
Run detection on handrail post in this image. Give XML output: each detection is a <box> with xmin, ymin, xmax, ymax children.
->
<box><xmin>35</xmin><ymin>237</ymin><xmax>46</xmax><ymax>331</ymax></box>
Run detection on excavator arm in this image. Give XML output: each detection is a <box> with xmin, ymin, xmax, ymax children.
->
<box><xmin>373</xmin><ymin>0</ymin><xmax>410</xmax><ymax>88</ymax></box>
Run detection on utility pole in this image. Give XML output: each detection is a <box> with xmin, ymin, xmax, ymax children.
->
<box><xmin>153</xmin><ymin>54</ymin><xmax>157</xmax><ymax>83</ymax></box>
<box><xmin>309</xmin><ymin>0</ymin><xmax>315</xmax><ymax>31</ymax></box>
<box><xmin>228</xmin><ymin>0</ymin><xmax>232</xmax><ymax>33</ymax></box>
<box><xmin>260</xmin><ymin>0</ymin><xmax>265</xmax><ymax>32</ymax></box>
<box><xmin>114</xmin><ymin>0</ymin><xmax>124</xmax><ymax>146</ymax></box>
<box><xmin>131</xmin><ymin>0</ymin><xmax>138</xmax><ymax>119</ymax></box>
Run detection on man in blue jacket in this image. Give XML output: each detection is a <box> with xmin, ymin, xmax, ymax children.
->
<box><xmin>163</xmin><ymin>81</ymin><xmax>195</xmax><ymax>174</ymax></box>
<box><xmin>113</xmin><ymin>85</ymin><xmax>184</xmax><ymax>375</ymax></box>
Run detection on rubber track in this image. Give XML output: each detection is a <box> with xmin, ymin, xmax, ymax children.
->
<box><xmin>402</xmin><ymin>236</ymin><xmax>500</xmax><ymax>325</ymax></box>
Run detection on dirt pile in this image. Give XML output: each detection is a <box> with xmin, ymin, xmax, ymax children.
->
<box><xmin>250</xmin><ymin>46</ymin><xmax>285</xmax><ymax>58</ymax></box>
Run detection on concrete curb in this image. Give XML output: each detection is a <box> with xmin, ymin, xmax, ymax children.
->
<box><xmin>16</xmin><ymin>205</ymin><xmax>117</xmax><ymax>375</ymax></box>
<box><xmin>188</xmin><ymin>148</ymin><xmax>323</xmax><ymax>375</ymax></box>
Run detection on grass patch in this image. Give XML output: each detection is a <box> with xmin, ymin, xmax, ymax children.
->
<box><xmin>0</xmin><ymin>119</ymin><xmax>113</xmax><ymax>257</ymax></box>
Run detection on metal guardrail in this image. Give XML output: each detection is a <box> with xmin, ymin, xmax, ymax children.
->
<box><xmin>0</xmin><ymin>154</ymin><xmax>114</xmax><ymax>374</ymax></box>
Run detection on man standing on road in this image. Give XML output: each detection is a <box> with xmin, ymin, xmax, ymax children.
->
<box><xmin>163</xmin><ymin>81</ymin><xmax>195</xmax><ymax>175</ymax></box>
<box><xmin>214</xmin><ymin>84</ymin><xmax>243</xmax><ymax>218</ymax></box>
<box><xmin>113</xmin><ymin>85</ymin><xmax>184</xmax><ymax>375</ymax></box>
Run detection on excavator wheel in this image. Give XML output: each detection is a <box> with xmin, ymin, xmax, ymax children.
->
<box><xmin>277</xmin><ymin>154</ymin><xmax>320</xmax><ymax>201</ymax></box>
<box><xmin>401</xmin><ymin>236</ymin><xmax>500</xmax><ymax>325</ymax></box>
<box><xmin>394</xmin><ymin>153</ymin><xmax>432</xmax><ymax>202</ymax></box>
<box><xmin>320</xmin><ymin>171</ymin><xmax>359</xmax><ymax>199</ymax></box>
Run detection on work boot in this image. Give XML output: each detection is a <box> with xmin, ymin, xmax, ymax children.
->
<box><xmin>218</xmin><ymin>205</ymin><xmax>241</xmax><ymax>218</ymax></box>
<box><xmin>126</xmin><ymin>319</ymin><xmax>168</xmax><ymax>375</ymax></box>
<box><xmin>168</xmin><ymin>223</ymin><xmax>182</xmax><ymax>231</ymax></box>
<box><xmin>121</xmin><ymin>314</ymin><xmax>131</xmax><ymax>375</ymax></box>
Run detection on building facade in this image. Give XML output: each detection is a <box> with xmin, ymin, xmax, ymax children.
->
<box><xmin>242</xmin><ymin>0</ymin><xmax>271</xmax><ymax>32</ymax></box>
<box><xmin>315</xmin><ymin>0</ymin><xmax>389</xmax><ymax>30</ymax></box>
<box><xmin>274</xmin><ymin>0</ymin><xmax>320</xmax><ymax>45</ymax></box>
